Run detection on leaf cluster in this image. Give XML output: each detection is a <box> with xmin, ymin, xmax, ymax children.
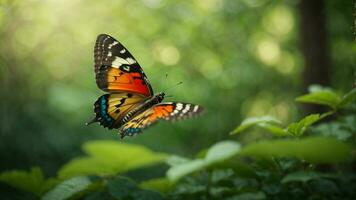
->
<box><xmin>1</xmin><ymin>86</ymin><xmax>355</xmax><ymax>199</ymax></box>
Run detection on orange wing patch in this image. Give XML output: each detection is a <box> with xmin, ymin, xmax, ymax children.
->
<box><xmin>106</xmin><ymin>68</ymin><xmax>151</xmax><ymax>96</ymax></box>
<box><xmin>149</xmin><ymin>105</ymin><xmax>174</xmax><ymax>121</ymax></box>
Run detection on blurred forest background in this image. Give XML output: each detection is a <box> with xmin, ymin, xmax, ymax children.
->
<box><xmin>0</xmin><ymin>0</ymin><xmax>355</xmax><ymax>190</ymax></box>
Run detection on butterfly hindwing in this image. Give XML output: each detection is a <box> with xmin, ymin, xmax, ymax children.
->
<box><xmin>119</xmin><ymin>102</ymin><xmax>204</xmax><ymax>138</ymax></box>
<box><xmin>88</xmin><ymin>93</ymin><xmax>147</xmax><ymax>129</ymax></box>
<box><xmin>94</xmin><ymin>34</ymin><xmax>153</xmax><ymax>96</ymax></box>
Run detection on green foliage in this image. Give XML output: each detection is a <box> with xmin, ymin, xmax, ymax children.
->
<box><xmin>230</xmin><ymin>116</ymin><xmax>282</xmax><ymax>135</ymax></box>
<box><xmin>167</xmin><ymin>141</ymin><xmax>241</xmax><ymax>182</ymax></box>
<box><xmin>231</xmin><ymin>113</ymin><xmax>330</xmax><ymax>137</ymax></box>
<box><xmin>312</xmin><ymin>115</ymin><xmax>356</xmax><ymax>140</ymax></box>
<box><xmin>42</xmin><ymin>176</ymin><xmax>93</xmax><ymax>200</ymax></box>
<box><xmin>281</xmin><ymin>171</ymin><xmax>337</xmax><ymax>184</ymax></box>
<box><xmin>166</xmin><ymin>86</ymin><xmax>355</xmax><ymax>199</ymax></box>
<box><xmin>296</xmin><ymin>90</ymin><xmax>342</xmax><ymax>110</ymax></box>
<box><xmin>107</xmin><ymin>177</ymin><xmax>164</xmax><ymax>200</ymax></box>
<box><xmin>239</xmin><ymin>137</ymin><xmax>352</xmax><ymax>163</ymax></box>
<box><xmin>0</xmin><ymin>142</ymin><xmax>169</xmax><ymax>199</ymax></box>
<box><xmin>231</xmin><ymin>85</ymin><xmax>356</xmax><ymax>138</ymax></box>
<box><xmin>58</xmin><ymin>140</ymin><xmax>168</xmax><ymax>179</ymax></box>
<box><xmin>0</xmin><ymin>167</ymin><xmax>58</xmax><ymax>197</ymax></box>
<box><xmin>286</xmin><ymin>113</ymin><xmax>324</xmax><ymax>136</ymax></box>
<box><xmin>338</xmin><ymin>88</ymin><xmax>356</xmax><ymax>107</ymax></box>
<box><xmin>296</xmin><ymin>86</ymin><xmax>356</xmax><ymax>110</ymax></box>
<box><xmin>140</xmin><ymin>178</ymin><xmax>172</xmax><ymax>193</ymax></box>
<box><xmin>1</xmin><ymin>86</ymin><xmax>355</xmax><ymax>199</ymax></box>
<box><xmin>41</xmin><ymin>176</ymin><xmax>165</xmax><ymax>200</ymax></box>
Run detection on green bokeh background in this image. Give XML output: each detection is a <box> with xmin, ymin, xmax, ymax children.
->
<box><xmin>0</xmin><ymin>0</ymin><xmax>354</xmax><ymax>176</ymax></box>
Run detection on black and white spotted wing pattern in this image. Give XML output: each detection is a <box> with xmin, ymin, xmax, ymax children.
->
<box><xmin>160</xmin><ymin>102</ymin><xmax>204</xmax><ymax>121</ymax></box>
<box><xmin>119</xmin><ymin>102</ymin><xmax>204</xmax><ymax>138</ymax></box>
<box><xmin>94</xmin><ymin>34</ymin><xmax>153</xmax><ymax>96</ymax></box>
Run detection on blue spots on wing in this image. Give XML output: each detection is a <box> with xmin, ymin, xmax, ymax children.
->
<box><xmin>122</xmin><ymin>127</ymin><xmax>141</xmax><ymax>137</ymax></box>
<box><xmin>99</xmin><ymin>96</ymin><xmax>114</xmax><ymax>126</ymax></box>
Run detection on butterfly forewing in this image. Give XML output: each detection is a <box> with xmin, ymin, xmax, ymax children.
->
<box><xmin>94</xmin><ymin>34</ymin><xmax>153</xmax><ymax>96</ymax></box>
<box><xmin>119</xmin><ymin>102</ymin><xmax>204</xmax><ymax>138</ymax></box>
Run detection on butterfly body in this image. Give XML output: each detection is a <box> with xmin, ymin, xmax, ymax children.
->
<box><xmin>117</xmin><ymin>92</ymin><xmax>165</xmax><ymax>125</ymax></box>
<box><xmin>88</xmin><ymin>34</ymin><xmax>203</xmax><ymax>138</ymax></box>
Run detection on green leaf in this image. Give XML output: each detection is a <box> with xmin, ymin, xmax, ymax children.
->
<box><xmin>296</xmin><ymin>90</ymin><xmax>341</xmax><ymax>110</ymax></box>
<box><xmin>107</xmin><ymin>177</ymin><xmax>164</xmax><ymax>200</ymax></box>
<box><xmin>42</xmin><ymin>176</ymin><xmax>92</xmax><ymax>200</ymax></box>
<box><xmin>41</xmin><ymin>178</ymin><xmax>61</xmax><ymax>195</ymax></box>
<box><xmin>166</xmin><ymin>155</ymin><xmax>191</xmax><ymax>167</ymax></box>
<box><xmin>124</xmin><ymin>163</ymin><xmax>169</xmax><ymax>183</ymax></box>
<box><xmin>58</xmin><ymin>140</ymin><xmax>168</xmax><ymax>179</ymax></box>
<box><xmin>107</xmin><ymin>177</ymin><xmax>138</xmax><ymax>199</ymax></box>
<box><xmin>287</xmin><ymin>114</ymin><xmax>322</xmax><ymax>136</ymax></box>
<box><xmin>338</xmin><ymin>88</ymin><xmax>356</xmax><ymax>107</ymax></box>
<box><xmin>0</xmin><ymin>167</ymin><xmax>56</xmax><ymax>196</ymax></box>
<box><xmin>258</xmin><ymin>123</ymin><xmax>289</xmax><ymax>136</ymax></box>
<box><xmin>140</xmin><ymin>178</ymin><xmax>172</xmax><ymax>193</ymax></box>
<box><xmin>239</xmin><ymin>137</ymin><xmax>352</xmax><ymax>163</ymax></box>
<box><xmin>308</xmin><ymin>85</ymin><xmax>330</xmax><ymax>93</ymax></box>
<box><xmin>211</xmin><ymin>169</ymin><xmax>234</xmax><ymax>183</ymax></box>
<box><xmin>131</xmin><ymin>190</ymin><xmax>164</xmax><ymax>200</ymax></box>
<box><xmin>167</xmin><ymin>141</ymin><xmax>241</xmax><ymax>182</ymax></box>
<box><xmin>230</xmin><ymin>116</ymin><xmax>281</xmax><ymax>135</ymax></box>
<box><xmin>205</xmin><ymin>141</ymin><xmax>241</xmax><ymax>164</ymax></box>
<box><xmin>287</xmin><ymin>112</ymin><xmax>332</xmax><ymax>136</ymax></box>
<box><xmin>58</xmin><ymin>157</ymin><xmax>112</xmax><ymax>180</ymax></box>
<box><xmin>217</xmin><ymin>160</ymin><xmax>257</xmax><ymax>178</ymax></box>
<box><xmin>195</xmin><ymin>148</ymin><xmax>208</xmax><ymax>159</ymax></box>
<box><xmin>167</xmin><ymin>159</ymin><xmax>206</xmax><ymax>183</ymax></box>
<box><xmin>204</xmin><ymin>141</ymin><xmax>255</xmax><ymax>177</ymax></box>
<box><xmin>309</xmin><ymin>178</ymin><xmax>340</xmax><ymax>195</ymax></box>
<box><xmin>281</xmin><ymin>171</ymin><xmax>337</xmax><ymax>184</ymax></box>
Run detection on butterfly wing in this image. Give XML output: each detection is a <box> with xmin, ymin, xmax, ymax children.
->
<box><xmin>119</xmin><ymin>102</ymin><xmax>204</xmax><ymax>138</ymax></box>
<box><xmin>94</xmin><ymin>34</ymin><xmax>153</xmax><ymax>96</ymax></box>
<box><xmin>87</xmin><ymin>93</ymin><xmax>147</xmax><ymax>129</ymax></box>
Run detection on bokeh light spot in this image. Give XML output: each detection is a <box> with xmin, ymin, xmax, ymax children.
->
<box><xmin>273</xmin><ymin>102</ymin><xmax>290</xmax><ymax>122</ymax></box>
<box><xmin>195</xmin><ymin>0</ymin><xmax>223</xmax><ymax>12</ymax></box>
<box><xmin>257</xmin><ymin>38</ymin><xmax>281</xmax><ymax>65</ymax></box>
<box><xmin>152</xmin><ymin>41</ymin><xmax>181</xmax><ymax>66</ymax></box>
<box><xmin>263</xmin><ymin>5</ymin><xmax>294</xmax><ymax>38</ymax></box>
<box><xmin>160</xmin><ymin>46</ymin><xmax>181</xmax><ymax>66</ymax></box>
<box><xmin>142</xmin><ymin>0</ymin><xmax>163</xmax><ymax>9</ymax></box>
<box><xmin>241</xmin><ymin>93</ymin><xmax>273</xmax><ymax>117</ymax></box>
<box><xmin>275</xmin><ymin>52</ymin><xmax>296</xmax><ymax>75</ymax></box>
<box><xmin>198</xmin><ymin>52</ymin><xmax>223</xmax><ymax>80</ymax></box>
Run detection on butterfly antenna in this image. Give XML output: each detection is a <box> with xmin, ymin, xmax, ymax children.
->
<box><xmin>165</xmin><ymin>94</ymin><xmax>174</xmax><ymax>98</ymax></box>
<box><xmin>162</xmin><ymin>81</ymin><xmax>183</xmax><ymax>93</ymax></box>
<box><xmin>159</xmin><ymin>73</ymin><xmax>168</xmax><ymax>84</ymax></box>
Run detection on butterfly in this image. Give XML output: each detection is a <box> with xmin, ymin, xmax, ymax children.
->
<box><xmin>86</xmin><ymin>34</ymin><xmax>204</xmax><ymax>138</ymax></box>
